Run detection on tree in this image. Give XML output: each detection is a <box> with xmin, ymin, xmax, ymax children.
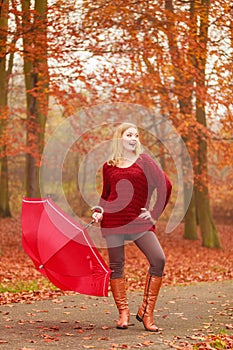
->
<box><xmin>193</xmin><ymin>0</ymin><xmax>221</xmax><ymax>248</ymax></box>
<box><xmin>163</xmin><ymin>0</ymin><xmax>221</xmax><ymax>246</ymax></box>
<box><xmin>0</xmin><ymin>0</ymin><xmax>11</xmax><ymax>217</ymax></box>
<box><xmin>163</xmin><ymin>0</ymin><xmax>199</xmax><ymax>241</ymax></box>
<box><xmin>21</xmin><ymin>0</ymin><xmax>48</xmax><ymax>197</ymax></box>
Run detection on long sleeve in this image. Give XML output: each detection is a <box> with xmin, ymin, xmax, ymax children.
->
<box><xmin>142</xmin><ymin>154</ymin><xmax>172</xmax><ymax>220</ymax></box>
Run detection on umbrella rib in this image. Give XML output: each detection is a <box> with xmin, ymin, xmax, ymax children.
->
<box><xmin>23</xmin><ymin>198</ymin><xmax>47</xmax><ymax>204</ymax></box>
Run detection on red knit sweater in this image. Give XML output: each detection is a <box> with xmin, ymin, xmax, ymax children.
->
<box><xmin>99</xmin><ymin>153</ymin><xmax>172</xmax><ymax>236</ymax></box>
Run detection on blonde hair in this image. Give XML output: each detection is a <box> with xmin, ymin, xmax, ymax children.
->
<box><xmin>108</xmin><ymin>122</ymin><xmax>143</xmax><ymax>166</ymax></box>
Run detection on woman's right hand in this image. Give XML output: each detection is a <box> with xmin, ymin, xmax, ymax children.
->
<box><xmin>92</xmin><ymin>211</ymin><xmax>103</xmax><ymax>223</ymax></box>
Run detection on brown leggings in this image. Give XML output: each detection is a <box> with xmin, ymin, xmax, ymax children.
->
<box><xmin>105</xmin><ymin>231</ymin><xmax>166</xmax><ymax>279</ymax></box>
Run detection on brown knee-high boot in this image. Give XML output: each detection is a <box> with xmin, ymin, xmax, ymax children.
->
<box><xmin>110</xmin><ymin>278</ymin><xmax>130</xmax><ymax>329</ymax></box>
<box><xmin>136</xmin><ymin>273</ymin><xmax>162</xmax><ymax>332</ymax></box>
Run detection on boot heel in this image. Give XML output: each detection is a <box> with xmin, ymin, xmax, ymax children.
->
<box><xmin>136</xmin><ymin>314</ymin><xmax>142</xmax><ymax>322</ymax></box>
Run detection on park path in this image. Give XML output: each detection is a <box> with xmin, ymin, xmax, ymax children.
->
<box><xmin>0</xmin><ymin>280</ymin><xmax>232</xmax><ymax>349</ymax></box>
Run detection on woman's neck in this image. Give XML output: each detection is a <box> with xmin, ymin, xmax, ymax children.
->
<box><xmin>122</xmin><ymin>151</ymin><xmax>137</xmax><ymax>162</ymax></box>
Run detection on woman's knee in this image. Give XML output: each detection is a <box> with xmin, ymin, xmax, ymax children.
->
<box><xmin>158</xmin><ymin>253</ymin><xmax>166</xmax><ymax>272</ymax></box>
<box><xmin>110</xmin><ymin>259</ymin><xmax>125</xmax><ymax>279</ymax></box>
<box><xmin>149</xmin><ymin>253</ymin><xmax>166</xmax><ymax>277</ymax></box>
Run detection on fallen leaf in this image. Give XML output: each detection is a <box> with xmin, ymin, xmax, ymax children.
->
<box><xmin>226</xmin><ymin>324</ymin><xmax>233</xmax><ymax>329</ymax></box>
<box><xmin>80</xmin><ymin>306</ymin><xmax>88</xmax><ymax>310</ymax></box>
<box><xmin>52</xmin><ymin>299</ymin><xmax>64</xmax><ymax>304</ymax></box>
<box><xmin>142</xmin><ymin>340</ymin><xmax>154</xmax><ymax>346</ymax></box>
<box><xmin>98</xmin><ymin>336</ymin><xmax>109</xmax><ymax>340</ymax></box>
<box><xmin>35</xmin><ymin>309</ymin><xmax>48</xmax><ymax>313</ymax></box>
<box><xmin>101</xmin><ymin>326</ymin><xmax>109</xmax><ymax>330</ymax></box>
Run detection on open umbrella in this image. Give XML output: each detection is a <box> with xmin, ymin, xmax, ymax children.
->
<box><xmin>21</xmin><ymin>197</ymin><xmax>111</xmax><ymax>297</ymax></box>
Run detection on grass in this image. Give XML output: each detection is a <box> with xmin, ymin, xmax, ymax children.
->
<box><xmin>0</xmin><ymin>278</ymin><xmax>57</xmax><ymax>293</ymax></box>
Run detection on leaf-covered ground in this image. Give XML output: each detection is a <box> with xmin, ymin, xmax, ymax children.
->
<box><xmin>0</xmin><ymin>217</ymin><xmax>232</xmax><ymax>304</ymax></box>
<box><xmin>0</xmin><ymin>218</ymin><xmax>233</xmax><ymax>349</ymax></box>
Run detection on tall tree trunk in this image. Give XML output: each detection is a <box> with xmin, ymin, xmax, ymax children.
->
<box><xmin>165</xmin><ymin>0</ymin><xmax>198</xmax><ymax>240</ymax></box>
<box><xmin>182</xmin><ymin>0</ymin><xmax>199</xmax><ymax>240</ymax></box>
<box><xmin>183</xmin><ymin>190</ymin><xmax>197</xmax><ymax>239</ymax></box>
<box><xmin>195</xmin><ymin>95</ymin><xmax>221</xmax><ymax>248</ymax></box>
<box><xmin>194</xmin><ymin>0</ymin><xmax>221</xmax><ymax>248</ymax></box>
<box><xmin>0</xmin><ymin>0</ymin><xmax>11</xmax><ymax>217</ymax></box>
<box><xmin>21</xmin><ymin>0</ymin><xmax>48</xmax><ymax>197</ymax></box>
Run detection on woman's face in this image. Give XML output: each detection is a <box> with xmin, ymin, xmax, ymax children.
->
<box><xmin>121</xmin><ymin>127</ymin><xmax>139</xmax><ymax>153</ymax></box>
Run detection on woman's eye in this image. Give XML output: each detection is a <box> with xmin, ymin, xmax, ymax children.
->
<box><xmin>125</xmin><ymin>133</ymin><xmax>139</xmax><ymax>138</ymax></box>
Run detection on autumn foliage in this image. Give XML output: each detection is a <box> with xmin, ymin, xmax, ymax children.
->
<box><xmin>0</xmin><ymin>1</ymin><xmax>232</xmax><ymax>249</ymax></box>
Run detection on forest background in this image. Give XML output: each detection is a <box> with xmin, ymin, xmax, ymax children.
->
<box><xmin>0</xmin><ymin>0</ymin><xmax>233</xmax><ymax>251</ymax></box>
<box><xmin>1</xmin><ymin>3</ymin><xmax>233</xmax><ymax>348</ymax></box>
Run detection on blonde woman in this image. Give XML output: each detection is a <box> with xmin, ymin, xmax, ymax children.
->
<box><xmin>93</xmin><ymin>122</ymin><xmax>172</xmax><ymax>332</ymax></box>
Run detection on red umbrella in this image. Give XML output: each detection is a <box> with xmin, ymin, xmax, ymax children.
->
<box><xmin>21</xmin><ymin>197</ymin><xmax>111</xmax><ymax>297</ymax></box>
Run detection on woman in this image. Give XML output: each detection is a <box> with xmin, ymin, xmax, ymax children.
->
<box><xmin>92</xmin><ymin>122</ymin><xmax>172</xmax><ymax>332</ymax></box>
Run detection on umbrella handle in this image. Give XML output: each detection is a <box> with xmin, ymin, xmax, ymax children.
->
<box><xmin>91</xmin><ymin>205</ymin><xmax>104</xmax><ymax>214</ymax></box>
<box><xmin>85</xmin><ymin>205</ymin><xmax>104</xmax><ymax>229</ymax></box>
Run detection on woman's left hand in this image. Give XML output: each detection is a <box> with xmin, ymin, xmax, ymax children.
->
<box><xmin>139</xmin><ymin>208</ymin><xmax>156</xmax><ymax>225</ymax></box>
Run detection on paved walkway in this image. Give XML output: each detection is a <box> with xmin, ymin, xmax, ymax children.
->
<box><xmin>0</xmin><ymin>280</ymin><xmax>232</xmax><ymax>349</ymax></box>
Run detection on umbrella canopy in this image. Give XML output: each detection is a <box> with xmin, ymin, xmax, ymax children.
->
<box><xmin>21</xmin><ymin>197</ymin><xmax>111</xmax><ymax>297</ymax></box>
